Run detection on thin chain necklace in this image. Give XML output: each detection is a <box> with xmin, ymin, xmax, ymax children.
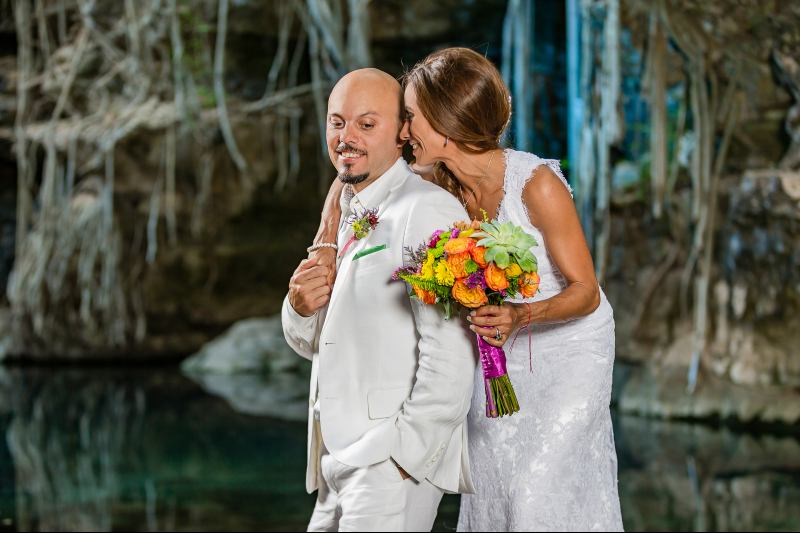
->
<box><xmin>460</xmin><ymin>149</ymin><xmax>499</xmax><ymax>217</ymax></box>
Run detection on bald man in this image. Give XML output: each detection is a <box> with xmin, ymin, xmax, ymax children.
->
<box><xmin>282</xmin><ymin>69</ymin><xmax>477</xmax><ymax>531</ymax></box>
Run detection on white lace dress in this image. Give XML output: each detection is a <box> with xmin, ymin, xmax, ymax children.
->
<box><xmin>457</xmin><ymin>150</ymin><xmax>623</xmax><ymax>532</ymax></box>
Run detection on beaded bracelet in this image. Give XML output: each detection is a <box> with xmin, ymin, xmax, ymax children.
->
<box><xmin>307</xmin><ymin>242</ymin><xmax>338</xmax><ymax>253</ymax></box>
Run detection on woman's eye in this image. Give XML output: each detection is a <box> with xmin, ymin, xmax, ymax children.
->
<box><xmin>329</xmin><ymin>119</ymin><xmax>343</xmax><ymax>128</ymax></box>
<box><xmin>361</xmin><ymin>123</ymin><xmax>374</xmax><ymax>130</ymax></box>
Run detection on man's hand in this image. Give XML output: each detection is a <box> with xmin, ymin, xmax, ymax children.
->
<box><xmin>288</xmin><ymin>257</ymin><xmax>332</xmax><ymax>317</ymax></box>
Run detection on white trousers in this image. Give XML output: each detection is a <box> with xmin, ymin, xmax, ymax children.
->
<box><xmin>307</xmin><ymin>436</ymin><xmax>443</xmax><ymax>532</ymax></box>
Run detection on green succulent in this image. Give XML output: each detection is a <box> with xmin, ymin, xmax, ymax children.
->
<box><xmin>474</xmin><ymin>221</ymin><xmax>539</xmax><ymax>271</ymax></box>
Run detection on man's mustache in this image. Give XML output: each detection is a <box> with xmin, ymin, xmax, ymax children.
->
<box><xmin>336</xmin><ymin>142</ymin><xmax>367</xmax><ymax>155</ymax></box>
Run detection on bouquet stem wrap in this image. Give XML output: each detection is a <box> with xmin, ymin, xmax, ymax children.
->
<box><xmin>476</xmin><ymin>334</ymin><xmax>520</xmax><ymax>418</ymax></box>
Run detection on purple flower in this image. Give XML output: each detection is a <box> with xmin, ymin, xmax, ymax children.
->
<box><xmin>428</xmin><ymin>230</ymin><xmax>444</xmax><ymax>248</ymax></box>
<box><xmin>450</xmin><ymin>227</ymin><xmax>461</xmax><ymax>239</ymax></box>
<box><xmin>465</xmin><ymin>270</ymin><xmax>487</xmax><ymax>290</ymax></box>
<box><xmin>392</xmin><ymin>266</ymin><xmax>418</xmax><ymax>281</ymax></box>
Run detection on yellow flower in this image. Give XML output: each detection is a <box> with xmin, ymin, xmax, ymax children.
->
<box><xmin>421</xmin><ymin>251</ymin><xmax>436</xmax><ymax>280</ymax></box>
<box><xmin>505</xmin><ymin>263</ymin><xmax>522</xmax><ymax>278</ymax></box>
<box><xmin>435</xmin><ymin>260</ymin><xmax>455</xmax><ymax>286</ymax></box>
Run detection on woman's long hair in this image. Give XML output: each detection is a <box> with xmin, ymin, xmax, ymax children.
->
<box><xmin>402</xmin><ymin>47</ymin><xmax>512</xmax><ymax>198</ymax></box>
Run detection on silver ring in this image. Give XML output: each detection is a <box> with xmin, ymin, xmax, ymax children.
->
<box><xmin>495</xmin><ymin>327</ymin><xmax>502</xmax><ymax>341</ymax></box>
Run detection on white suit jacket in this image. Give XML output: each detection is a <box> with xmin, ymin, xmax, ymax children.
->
<box><xmin>282</xmin><ymin>158</ymin><xmax>477</xmax><ymax>495</ymax></box>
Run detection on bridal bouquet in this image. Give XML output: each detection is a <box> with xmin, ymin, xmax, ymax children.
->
<box><xmin>393</xmin><ymin>219</ymin><xmax>540</xmax><ymax>418</ymax></box>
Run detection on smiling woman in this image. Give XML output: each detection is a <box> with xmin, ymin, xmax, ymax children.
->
<box><xmin>398</xmin><ymin>51</ymin><xmax>511</xmax><ymax>204</ymax></box>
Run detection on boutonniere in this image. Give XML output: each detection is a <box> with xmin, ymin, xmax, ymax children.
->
<box><xmin>339</xmin><ymin>207</ymin><xmax>380</xmax><ymax>258</ymax></box>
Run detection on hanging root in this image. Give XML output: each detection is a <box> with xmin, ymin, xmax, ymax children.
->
<box><xmin>6</xmin><ymin>0</ymin><xmax>367</xmax><ymax>357</ymax></box>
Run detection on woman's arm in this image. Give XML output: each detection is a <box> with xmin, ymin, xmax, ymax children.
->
<box><xmin>309</xmin><ymin>178</ymin><xmax>345</xmax><ymax>286</ymax></box>
<box><xmin>469</xmin><ymin>165</ymin><xmax>601</xmax><ymax>347</ymax></box>
<box><xmin>520</xmin><ymin>164</ymin><xmax>601</xmax><ymax>320</ymax></box>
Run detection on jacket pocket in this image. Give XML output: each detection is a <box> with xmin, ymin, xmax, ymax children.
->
<box><xmin>353</xmin><ymin>244</ymin><xmax>388</xmax><ymax>261</ymax></box>
<box><xmin>367</xmin><ymin>386</ymin><xmax>411</xmax><ymax>420</ymax></box>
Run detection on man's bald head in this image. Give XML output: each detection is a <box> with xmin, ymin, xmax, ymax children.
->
<box><xmin>325</xmin><ymin>68</ymin><xmax>406</xmax><ymax>191</ymax></box>
<box><xmin>329</xmin><ymin>68</ymin><xmax>403</xmax><ymax>122</ymax></box>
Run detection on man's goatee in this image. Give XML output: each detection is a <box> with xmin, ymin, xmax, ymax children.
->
<box><xmin>338</xmin><ymin>170</ymin><xmax>370</xmax><ymax>185</ymax></box>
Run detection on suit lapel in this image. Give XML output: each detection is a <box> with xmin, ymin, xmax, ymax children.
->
<box><xmin>324</xmin><ymin>167</ymin><xmax>409</xmax><ymax>321</ymax></box>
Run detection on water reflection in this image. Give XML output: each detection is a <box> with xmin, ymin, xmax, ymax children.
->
<box><xmin>0</xmin><ymin>367</ymin><xmax>314</xmax><ymax>532</ymax></box>
<box><xmin>615</xmin><ymin>414</ymin><xmax>800</xmax><ymax>532</ymax></box>
<box><xmin>0</xmin><ymin>366</ymin><xmax>797</xmax><ymax>532</ymax></box>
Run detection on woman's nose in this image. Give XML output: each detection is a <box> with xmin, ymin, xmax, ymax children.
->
<box><xmin>399</xmin><ymin>120</ymin><xmax>411</xmax><ymax>141</ymax></box>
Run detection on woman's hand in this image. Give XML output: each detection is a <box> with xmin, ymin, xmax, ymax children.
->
<box><xmin>467</xmin><ymin>304</ymin><xmax>526</xmax><ymax>348</ymax></box>
<box><xmin>309</xmin><ymin>247</ymin><xmax>337</xmax><ymax>286</ymax></box>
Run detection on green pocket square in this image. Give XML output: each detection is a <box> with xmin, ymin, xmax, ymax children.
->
<box><xmin>353</xmin><ymin>244</ymin><xmax>387</xmax><ymax>261</ymax></box>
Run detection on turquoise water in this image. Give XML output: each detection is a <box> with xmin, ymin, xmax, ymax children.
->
<box><xmin>0</xmin><ymin>366</ymin><xmax>797</xmax><ymax>532</ymax></box>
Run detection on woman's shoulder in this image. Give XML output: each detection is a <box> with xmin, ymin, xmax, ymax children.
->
<box><xmin>506</xmin><ymin>149</ymin><xmax>573</xmax><ymax>199</ymax></box>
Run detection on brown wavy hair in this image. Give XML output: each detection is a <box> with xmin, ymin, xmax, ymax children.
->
<box><xmin>402</xmin><ymin>47</ymin><xmax>511</xmax><ymax>198</ymax></box>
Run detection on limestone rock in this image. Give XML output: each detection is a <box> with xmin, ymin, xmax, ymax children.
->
<box><xmin>181</xmin><ymin>315</ymin><xmax>310</xmax><ymax>421</ymax></box>
<box><xmin>182</xmin><ymin>315</ymin><xmax>303</xmax><ymax>375</ymax></box>
<box><xmin>614</xmin><ymin>363</ymin><xmax>800</xmax><ymax>425</ymax></box>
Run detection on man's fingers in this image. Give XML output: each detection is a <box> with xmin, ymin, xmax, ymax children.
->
<box><xmin>307</xmin><ymin>284</ymin><xmax>332</xmax><ymax>300</ymax></box>
<box><xmin>289</xmin><ymin>275</ymin><xmax>329</xmax><ymax>295</ymax></box>
<box><xmin>311</xmin><ymin>293</ymin><xmax>331</xmax><ymax>310</ymax></box>
<box><xmin>289</xmin><ymin>280</ymin><xmax>332</xmax><ymax>316</ymax></box>
<box><xmin>292</xmin><ymin>265</ymin><xmax>331</xmax><ymax>284</ymax></box>
<box><xmin>303</xmin><ymin>286</ymin><xmax>332</xmax><ymax>314</ymax></box>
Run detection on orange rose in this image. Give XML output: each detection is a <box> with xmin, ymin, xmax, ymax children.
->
<box><xmin>452</xmin><ymin>279</ymin><xmax>488</xmax><ymax>308</ymax></box>
<box><xmin>518</xmin><ymin>271</ymin><xmax>540</xmax><ymax>298</ymax></box>
<box><xmin>470</xmin><ymin>246</ymin><xmax>488</xmax><ymax>268</ymax></box>
<box><xmin>443</xmin><ymin>237</ymin><xmax>475</xmax><ymax>255</ymax></box>
<box><xmin>446</xmin><ymin>252</ymin><xmax>471</xmax><ymax>279</ymax></box>
<box><xmin>413</xmin><ymin>285</ymin><xmax>437</xmax><ymax>304</ymax></box>
<box><xmin>484</xmin><ymin>263</ymin><xmax>510</xmax><ymax>292</ymax></box>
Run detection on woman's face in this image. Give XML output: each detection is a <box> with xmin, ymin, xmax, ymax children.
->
<box><xmin>400</xmin><ymin>84</ymin><xmax>448</xmax><ymax>168</ymax></box>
